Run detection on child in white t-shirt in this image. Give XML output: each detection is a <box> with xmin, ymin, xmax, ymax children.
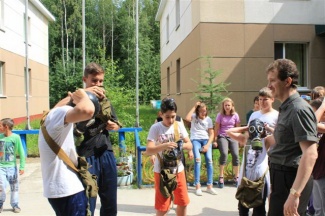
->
<box><xmin>146</xmin><ymin>97</ymin><xmax>193</xmax><ymax>215</ymax></box>
<box><xmin>185</xmin><ymin>102</ymin><xmax>216</xmax><ymax>196</ymax></box>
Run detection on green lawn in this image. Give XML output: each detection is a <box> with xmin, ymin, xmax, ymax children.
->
<box><xmin>15</xmin><ymin>105</ymin><xmax>158</xmax><ymax>157</ymax></box>
<box><xmin>15</xmin><ymin>105</ymin><xmax>240</xmax><ymax>184</ymax></box>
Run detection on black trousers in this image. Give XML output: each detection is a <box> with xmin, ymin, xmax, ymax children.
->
<box><xmin>268</xmin><ymin>164</ymin><xmax>313</xmax><ymax>216</ymax></box>
<box><xmin>238</xmin><ymin>182</ymin><xmax>268</xmax><ymax>216</ymax></box>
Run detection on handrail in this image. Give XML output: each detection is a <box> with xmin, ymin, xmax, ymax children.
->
<box><xmin>13</xmin><ymin>127</ymin><xmax>145</xmax><ymax>188</ymax></box>
<box><xmin>13</xmin><ymin>129</ymin><xmax>39</xmax><ymax>156</ymax></box>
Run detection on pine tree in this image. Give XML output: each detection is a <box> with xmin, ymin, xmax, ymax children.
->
<box><xmin>194</xmin><ymin>56</ymin><xmax>230</xmax><ymax>119</ymax></box>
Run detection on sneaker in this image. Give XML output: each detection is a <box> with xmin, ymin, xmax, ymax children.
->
<box><xmin>206</xmin><ymin>188</ymin><xmax>217</xmax><ymax>195</ymax></box>
<box><xmin>218</xmin><ymin>177</ymin><xmax>224</xmax><ymax>188</ymax></box>
<box><xmin>233</xmin><ymin>177</ymin><xmax>239</xmax><ymax>187</ymax></box>
<box><xmin>195</xmin><ymin>188</ymin><xmax>203</xmax><ymax>196</ymax></box>
<box><xmin>13</xmin><ymin>206</ymin><xmax>21</xmax><ymax>213</ymax></box>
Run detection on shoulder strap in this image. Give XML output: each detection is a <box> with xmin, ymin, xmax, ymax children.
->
<box><xmin>243</xmin><ymin>145</ymin><xmax>249</xmax><ymax>178</ymax></box>
<box><xmin>156</xmin><ymin>153</ymin><xmax>163</xmax><ymax>168</ymax></box>
<box><xmin>41</xmin><ymin>126</ymin><xmax>78</xmax><ymax>173</ymax></box>
<box><xmin>173</xmin><ymin>121</ymin><xmax>180</xmax><ymax>141</ymax></box>
<box><xmin>40</xmin><ymin>110</ymin><xmax>50</xmax><ymax>127</ymax></box>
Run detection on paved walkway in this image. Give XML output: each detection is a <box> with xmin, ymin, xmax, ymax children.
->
<box><xmin>5</xmin><ymin>158</ymin><xmax>247</xmax><ymax>215</ymax></box>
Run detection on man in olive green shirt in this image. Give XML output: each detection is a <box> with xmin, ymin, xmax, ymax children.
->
<box><xmin>266</xmin><ymin>59</ymin><xmax>318</xmax><ymax>216</ymax></box>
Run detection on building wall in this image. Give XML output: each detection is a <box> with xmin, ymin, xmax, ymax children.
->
<box><xmin>158</xmin><ymin>0</ymin><xmax>195</xmax><ymax>63</ymax></box>
<box><xmin>161</xmin><ymin>23</ymin><xmax>325</xmax><ymax>122</ymax></box>
<box><xmin>0</xmin><ymin>0</ymin><xmax>53</xmax><ymax>121</ymax></box>
<box><xmin>0</xmin><ymin>49</ymin><xmax>49</xmax><ymax>120</ymax></box>
<box><xmin>158</xmin><ymin>0</ymin><xmax>325</xmax><ymax>63</ymax></box>
<box><xmin>157</xmin><ymin>0</ymin><xmax>325</xmax><ymax>123</ymax></box>
<box><xmin>0</xmin><ymin>0</ymin><xmax>51</xmax><ymax>65</ymax></box>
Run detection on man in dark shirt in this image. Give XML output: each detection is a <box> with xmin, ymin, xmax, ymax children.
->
<box><xmin>266</xmin><ymin>59</ymin><xmax>318</xmax><ymax>216</ymax></box>
<box><xmin>80</xmin><ymin>63</ymin><xmax>121</xmax><ymax>216</ymax></box>
<box><xmin>55</xmin><ymin>62</ymin><xmax>121</xmax><ymax>216</ymax></box>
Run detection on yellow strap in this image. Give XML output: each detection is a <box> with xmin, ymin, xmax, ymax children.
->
<box><xmin>173</xmin><ymin>121</ymin><xmax>180</xmax><ymax>141</ymax></box>
<box><xmin>41</xmin><ymin>126</ymin><xmax>79</xmax><ymax>172</ymax></box>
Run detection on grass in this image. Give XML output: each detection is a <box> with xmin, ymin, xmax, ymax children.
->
<box><xmin>15</xmin><ymin>120</ymin><xmax>41</xmax><ymax>157</ymax></box>
<box><xmin>14</xmin><ymin>105</ymin><xmax>158</xmax><ymax>157</ymax></box>
<box><xmin>14</xmin><ymin>105</ymin><xmax>240</xmax><ymax>185</ymax></box>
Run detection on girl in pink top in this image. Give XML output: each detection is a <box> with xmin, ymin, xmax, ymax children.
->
<box><xmin>214</xmin><ymin>98</ymin><xmax>241</xmax><ymax>188</ymax></box>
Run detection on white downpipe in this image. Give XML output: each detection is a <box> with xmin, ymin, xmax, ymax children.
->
<box><xmin>25</xmin><ymin>0</ymin><xmax>31</xmax><ymax>130</ymax></box>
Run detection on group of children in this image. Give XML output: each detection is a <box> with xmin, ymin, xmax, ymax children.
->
<box><xmin>0</xmin><ymin>85</ymin><xmax>323</xmax><ymax>215</ymax></box>
<box><xmin>146</xmin><ymin>85</ymin><xmax>325</xmax><ymax>216</ymax></box>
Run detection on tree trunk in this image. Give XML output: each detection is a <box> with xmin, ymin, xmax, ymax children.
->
<box><xmin>102</xmin><ymin>23</ymin><xmax>106</xmax><ymax>59</ymax></box>
<box><xmin>63</xmin><ymin>0</ymin><xmax>69</xmax><ymax>71</ymax></box>
<box><xmin>111</xmin><ymin>14</ymin><xmax>114</xmax><ymax>73</ymax></box>
<box><xmin>60</xmin><ymin>3</ymin><xmax>65</xmax><ymax>73</ymax></box>
<box><xmin>73</xmin><ymin>36</ymin><xmax>76</xmax><ymax>75</ymax></box>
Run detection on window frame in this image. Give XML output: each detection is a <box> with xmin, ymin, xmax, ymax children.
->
<box><xmin>0</xmin><ymin>0</ymin><xmax>4</xmax><ymax>31</ymax></box>
<box><xmin>274</xmin><ymin>42</ymin><xmax>309</xmax><ymax>89</ymax></box>
<box><xmin>166</xmin><ymin>15</ymin><xmax>169</xmax><ymax>44</ymax></box>
<box><xmin>167</xmin><ymin>67</ymin><xmax>170</xmax><ymax>95</ymax></box>
<box><xmin>175</xmin><ymin>0</ymin><xmax>180</xmax><ymax>30</ymax></box>
<box><xmin>0</xmin><ymin>62</ymin><xmax>5</xmax><ymax>96</ymax></box>
<box><xmin>176</xmin><ymin>59</ymin><xmax>180</xmax><ymax>94</ymax></box>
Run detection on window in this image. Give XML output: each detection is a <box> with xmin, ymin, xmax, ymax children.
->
<box><xmin>166</xmin><ymin>15</ymin><xmax>169</xmax><ymax>43</ymax></box>
<box><xmin>0</xmin><ymin>62</ymin><xmax>4</xmax><ymax>95</ymax></box>
<box><xmin>0</xmin><ymin>0</ymin><xmax>4</xmax><ymax>31</ymax></box>
<box><xmin>24</xmin><ymin>68</ymin><xmax>32</xmax><ymax>95</ymax></box>
<box><xmin>176</xmin><ymin>59</ymin><xmax>180</xmax><ymax>93</ymax></box>
<box><xmin>176</xmin><ymin>0</ymin><xmax>180</xmax><ymax>30</ymax></box>
<box><xmin>274</xmin><ymin>42</ymin><xmax>308</xmax><ymax>87</ymax></box>
<box><xmin>167</xmin><ymin>67</ymin><xmax>170</xmax><ymax>95</ymax></box>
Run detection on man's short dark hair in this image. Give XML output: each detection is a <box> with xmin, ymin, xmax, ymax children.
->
<box><xmin>84</xmin><ymin>62</ymin><xmax>104</xmax><ymax>77</ymax></box>
<box><xmin>266</xmin><ymin>59</ymin><xmax>299</xmax><ymax>89</ymax></box>
<box><xmin>259</xmin><ymin>87</ymin><xmax>273</xmax><ymax>98</ymax></box>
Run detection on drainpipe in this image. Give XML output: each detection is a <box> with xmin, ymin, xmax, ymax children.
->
<box><xmin>25</xmin><ymin>0</ymin><xmax>31</xmax><ymax>130</ymax></box>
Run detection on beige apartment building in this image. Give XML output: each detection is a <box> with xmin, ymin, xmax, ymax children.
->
<box><xmin>0</xmin><ymin>0</ymin><xmax>55</xmax><ymax>123</ymax></box>
<box><xmin>156</xmin><ymin>0</ymin><xmax>325</xmax><ymax>123</ymax></box>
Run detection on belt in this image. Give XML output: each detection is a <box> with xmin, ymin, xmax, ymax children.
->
<box><xmin>270</xmin><ymin>163</ymin><xmax>298</xmax><ymax>172</ymax></box>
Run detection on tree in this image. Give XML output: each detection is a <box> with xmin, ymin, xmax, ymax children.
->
<box><xmin>41</xmin><ymin>0</ymin><xmax>161</xmax><ymax>107</ymax></box>
<box><xmin>194</xmin><ymin>56</ymin><xmax>230</xmax><ymax>120</ymax></box>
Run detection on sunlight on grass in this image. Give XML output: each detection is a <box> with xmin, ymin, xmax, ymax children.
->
<box><xmin>13</xmin><ymin>105</ymin><xmax>241</xmax><ymax>185</ymax></box>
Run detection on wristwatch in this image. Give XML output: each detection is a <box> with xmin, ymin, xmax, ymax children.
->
<box><xmin>290</xmin><ymin>188</ymin><xmax>301</xmax><ymax>198</ymax></box>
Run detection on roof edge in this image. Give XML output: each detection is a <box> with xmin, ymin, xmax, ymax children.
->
<box><xmin>30</xmin><ymin>0</ymin><xmax>56</xmax><ymax>22</ymax></box>
<box><xmin>155</xmin><ymin>0</ymin><xmax>167</xmax><ymax>21</ymax></box>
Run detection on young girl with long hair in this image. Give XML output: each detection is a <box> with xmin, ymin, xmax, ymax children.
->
<box><xmin>214</xmin><ymin>98</ymin><xmax>241</xmax><ymax>188</ymax></box>
<box><xmin>185</xmin><ymin>101</ymin><xmax>217</xmax><ymax>196</ymax></box>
